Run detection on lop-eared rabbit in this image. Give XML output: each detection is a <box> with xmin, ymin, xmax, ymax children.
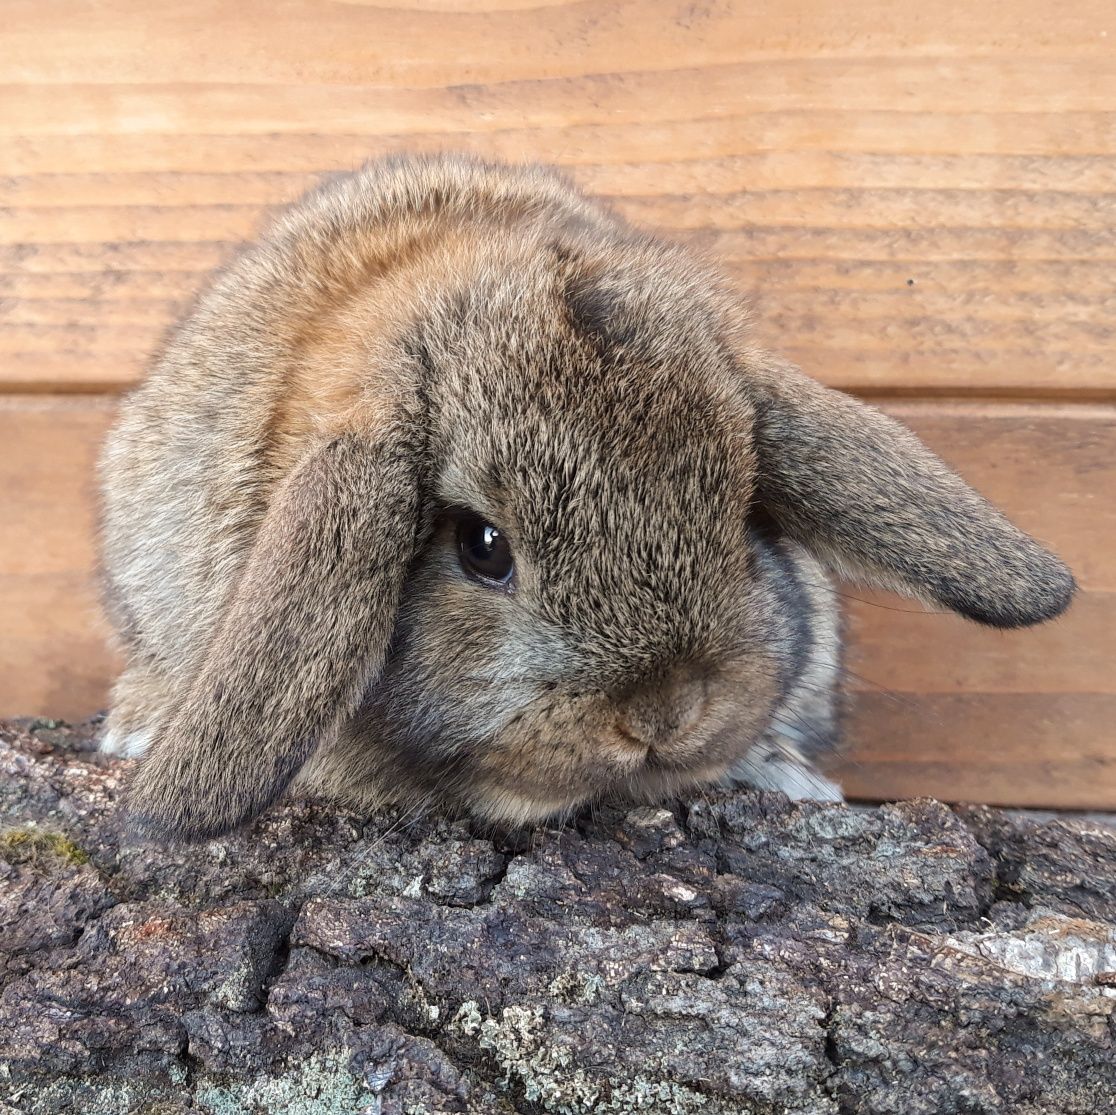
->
<box><xmin>99</xmin><ymin>154</ymin><xmax>1074</xmax><ymax>840</ymax></box>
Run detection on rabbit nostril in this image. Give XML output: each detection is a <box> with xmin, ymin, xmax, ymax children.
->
<box><xmin>614</xmin><ymin>672</ymin><xmax>710</xmax><ymax>749</ymax></box>
<box><xmin>613</xmin><ymin>718</ymin><xmax>653</xmax><ymax>750</ymax></box>
<box><xmin>673</xmin><ymin>677</ymin><xmax>708</xmax><ymax>735</ymax></box>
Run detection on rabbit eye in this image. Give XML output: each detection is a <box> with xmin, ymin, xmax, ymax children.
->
<box><xmin>456</xmin><ymin>513</ymin><xmax>515</xmax><ymax>586</ymax></box>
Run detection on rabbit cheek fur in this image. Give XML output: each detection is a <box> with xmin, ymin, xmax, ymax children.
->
<box><xmin>302</xmin><ymin>534</ymin><xmax>840</xmax><ymax>826</ymax></box>
<box><xmin>101</xmin><ymin>153</ymin><xmax>1074</xmax><ymax>840</ymax></box>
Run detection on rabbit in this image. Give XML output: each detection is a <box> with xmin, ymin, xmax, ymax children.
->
<box><xmin>98</xmin><ymin>152</ymin><xmax>1075</xmax><ymax>842</ymax></box>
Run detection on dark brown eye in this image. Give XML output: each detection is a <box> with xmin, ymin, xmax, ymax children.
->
<box><xmin>456</xmin><ymin>513</ymin><xmax>514</xmax><ymax>586</ymax></box>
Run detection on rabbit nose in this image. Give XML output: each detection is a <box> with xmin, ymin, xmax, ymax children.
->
<box><xmin>614</xmin><ymin>670</ymin><xmax>710</xmax><ymax>750</ymax></box>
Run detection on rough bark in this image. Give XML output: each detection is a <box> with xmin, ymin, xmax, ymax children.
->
<box><xmin>1</xmin><ymin>718</ymin><xmax>1114</xmax><ymax>1115</ymax></box>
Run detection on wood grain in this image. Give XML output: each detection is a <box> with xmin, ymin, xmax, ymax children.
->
<box><xmin>1</xmin><ymin>395</ymin><xmax>1111</xmax><ymax>807</ymax></box>
<box><xmin>826</xmin><ymin>402</ymin><xmax>1116</xmax><ymax>805</ymax></box>
<box><xmin>0</xmin><ymin>397</ymin><xmax>121</xmax><ymax>718</ymax></box>
<box><xmin>1</xmin><ymin>0</ymin><xmax>1112</xmax><ymax>806</ymax></box>
<box><xmin>2</xmin><ymin>0</ymin><xmax>1114</xmax><ymax>394</ymax></box>
<box><xmin>5</xmin><ymin>0</ymin><xmax>1114</xmax><ymax>87</ymax></box>
<box><xmin>836</xmin><ymin>694</ymin><xmax>1116</xmax><ymax>808</ymax></box>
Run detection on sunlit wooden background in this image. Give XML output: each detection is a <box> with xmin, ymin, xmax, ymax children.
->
<box><xmin>2</xmin><ymin>0</ymin><xmax>1113</xmax><ymax>808</ymax></box>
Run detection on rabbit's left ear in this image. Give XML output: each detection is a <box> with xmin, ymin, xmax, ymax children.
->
<box><xmin>126</xmin><ymin>429</ymin><xmax>422</xmax><ymax>841</ymax></box>
<box><xmin>746</xmin><ymin>357</ymin><xmax>1075</xmax><ymax>628</ymax></box>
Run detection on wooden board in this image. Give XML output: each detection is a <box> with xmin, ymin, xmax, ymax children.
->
<box><xmin>1</xmin><ymin>0</ymin><xmax>1113</xmax><ymax>807</ymax></box>
<box><xmin>837</xmin><ymin>694</ymin><xmax>1116</xmax><ymax>809</ymax></box>
<box><xmin>2</xmin><ymin>0</ymin><xmax>1114</xmax><ymax>395</ymax></box>
<box><xmin>0</xmin><ymin>397</ymin><xmax>121</xmax><ymax>717</ymax></box>
<box><xmin>828</xmin><ymin>402</ymin><xmax>1116</xmax><ymax>806</ymax></box>
<box><xmin>1</xmin><ymin>395</ymin><xmax>1112</xmax><ymax>808</ymax></box>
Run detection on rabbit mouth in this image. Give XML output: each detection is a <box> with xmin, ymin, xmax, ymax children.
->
<box><xmin>456</xmin><ymin>675</ymin><xmax>777</xmax><ymax>827</ymax></box>
<box><xmin>465</xmin><ymin>784</ymin><xmax>594</xmax><ymax>828</ymax></box>
<box><xmin>465</xmin><ymin>751</ymin><xmax>740</xmax><ymax>828</ymax></box>
<box><xmin>622</xmin><ymin>757</ymin><xmax>739</xmax><ymax>799</ymax></box>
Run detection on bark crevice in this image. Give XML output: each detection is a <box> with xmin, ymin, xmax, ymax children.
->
<box><xmin>2</xmin><ymin>719</ymin><xmax>1114</xmax><ymax>1115</ymax></box>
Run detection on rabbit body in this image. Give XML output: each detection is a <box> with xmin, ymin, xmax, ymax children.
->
<box><xmin>100</xmin><ymin>154</ymin><xmax>1071</xmax><ymax>839</ymax></box>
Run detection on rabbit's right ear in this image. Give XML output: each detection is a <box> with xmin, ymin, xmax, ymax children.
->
<box><xmin>126</xmin><ymin>429</ymin><xmax>421</xmax><ymax>842</ymax></box>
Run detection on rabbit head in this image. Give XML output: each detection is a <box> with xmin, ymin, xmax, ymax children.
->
<box><xmin>112</xmin><ymin>155</ymin><xmax>1074</xmax><ymax>840</ymax></box>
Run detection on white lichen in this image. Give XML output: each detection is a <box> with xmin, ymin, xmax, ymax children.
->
<box><xmin>460</xmin><ymin>1002</ymin><xmax>709</xmax><ymax>1114</ymax></box>
<box><xmin>195</xmin><ymin>1049</ymin><xmax>374</xmax><ymax>1115</ymax></box>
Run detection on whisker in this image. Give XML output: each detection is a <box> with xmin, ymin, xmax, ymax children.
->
<box><xmin>835</xmin><ymin>591</ymin><xmax>950</xmax><ymax>617</ymax></box>
<box><xmin>322</xmin><ymin>794</ymin><xmax>433</xmax><ymax>900</ymax></box>
<box><xmin>768</xmin><ymin>713</ymin><xmax>833</xmax><ymax>758</ymax></box>
<box><xmin>320</xmin><ymin>756</ymin><xmax>475</xmax><ymax>900</ymax></box>
<box><xmin>829</xmin><ymin>667</ymin><xmax>923</xmax><ymax>715</ymax></box>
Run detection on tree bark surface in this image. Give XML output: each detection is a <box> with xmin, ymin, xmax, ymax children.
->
<box><xmin>1</xmin><ymin>718</ymin><xmax>1114</xmax><ymax>1114</ymax></box>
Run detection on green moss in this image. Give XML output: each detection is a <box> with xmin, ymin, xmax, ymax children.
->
<box><xmin>0</xmin><ymin>827</ymin><xmax>90</xmax><ymax>867</ymax></box>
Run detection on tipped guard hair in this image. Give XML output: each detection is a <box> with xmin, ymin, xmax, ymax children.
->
<box><xmin>749</xmin><ymin>359</ymin><xmax>1075</xmax><ymax>628</ymax></box>
<box><xmin>126</xmin><ymin>431</ymin><xmax>419</xmax><ymax>841</ymax></box>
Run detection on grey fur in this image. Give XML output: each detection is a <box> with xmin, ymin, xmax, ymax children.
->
<box><xmin>98</xmin><ymin>153</ymin><xmax>1074</xmax><ymax>840</ymax></box>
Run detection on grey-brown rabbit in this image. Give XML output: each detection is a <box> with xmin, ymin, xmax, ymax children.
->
<box><xmin>99</xmin><ymin>153</ymin><xmax>1074</xmax><ymax>841</ymax></box>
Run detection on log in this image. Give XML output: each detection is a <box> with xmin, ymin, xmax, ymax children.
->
<box><xmin>1</xmin><ymin>718</ymin><xmax>1114</xmax><ymax>1114</ymax></box>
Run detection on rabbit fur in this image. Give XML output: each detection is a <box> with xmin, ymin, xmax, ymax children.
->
<box><xmin>98</xmin><ymin>153</ymin><xmax>1075</xmax><ymax>840</ymax></box>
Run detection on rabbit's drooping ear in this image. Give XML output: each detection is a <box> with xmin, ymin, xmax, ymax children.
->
<box><xmin>748</xmin><ymin>358</ymin><xmax>1075</xmax><ymax>628</ymax></box>
<box><xmin>126</xmin><ymin>431</ymin><xmax>420</xmax><ymax>841</ymax></box>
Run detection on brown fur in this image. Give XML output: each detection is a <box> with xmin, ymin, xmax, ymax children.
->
<box><xmin>99</xmin><ymin>153</ymin><xmax>1075</xmax><ymax>840</ymax></box>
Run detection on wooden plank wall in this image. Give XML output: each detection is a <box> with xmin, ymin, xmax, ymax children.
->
<box><xmin>2</xmin><ymin>0</ymin><xmax>1113</xmax><ymax>808</ymax></box>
